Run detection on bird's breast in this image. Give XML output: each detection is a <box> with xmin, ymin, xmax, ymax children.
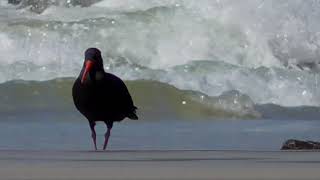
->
<box><xmin>95</xmin><ymin>72</ymin><xmax>105</xmax><ymax>81</ymax></box>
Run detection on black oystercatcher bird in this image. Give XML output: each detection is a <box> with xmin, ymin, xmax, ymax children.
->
<box><xmin>72</xmin><ymin>48</ymin><xmax>138</xmax><ymax>150</ymax></box>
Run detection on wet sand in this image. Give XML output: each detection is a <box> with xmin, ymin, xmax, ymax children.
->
<box><xmin>0</xmin><ymin>150</ymin><xmax>320</xmax><ymax>180</ymax></box>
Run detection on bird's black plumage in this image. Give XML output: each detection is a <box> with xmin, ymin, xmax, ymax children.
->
<box><xmin>72</xmin><ymin>48</ymin><xmax>138</xmax><ymax>150</ymax></box>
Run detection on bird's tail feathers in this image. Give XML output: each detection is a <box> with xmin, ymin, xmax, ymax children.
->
<box><xmin>127</xmin><ymin>106</ymin><xmax>138</xmax><ymax>120</ymax></box>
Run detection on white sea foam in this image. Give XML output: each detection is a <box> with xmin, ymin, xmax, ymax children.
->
<box><xmin>0</xmin><ymin>0</ymin><xmax>320</xmax><ymax>106</ymax></box>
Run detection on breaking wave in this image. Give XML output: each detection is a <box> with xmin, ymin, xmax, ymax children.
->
<box><xmin>0</xmin><ymin>78</ymin><xmax>260</xmax><ymax>120</ymax></box>
<box><xmin>1</xmin><ymin>0</ymin><xmax>320</xmax><ymax>114</ymax></box>
<box><xmin>1</xmin><ymin>78</ymin><xmax>319</xmax><ymax>120</ymax></box>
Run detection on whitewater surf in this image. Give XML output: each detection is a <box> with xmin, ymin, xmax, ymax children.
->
<box><xmin>1</xmin><ymin>0</ymin><xmax>320</xmax><ymax>119</ymax></box>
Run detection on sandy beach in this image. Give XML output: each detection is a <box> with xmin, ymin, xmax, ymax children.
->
<box><xmin>0</xmin><ymin>150</ymin><xmax>319</xmax><ymax>180</ymax></box>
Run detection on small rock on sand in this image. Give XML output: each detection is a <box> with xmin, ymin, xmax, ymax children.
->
<box><xmin>281</xmin><ymin>139</ymin><xmax>320</xmax><ymax>150</ymax></box>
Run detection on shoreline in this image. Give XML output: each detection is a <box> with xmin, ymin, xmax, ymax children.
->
<box><xmin>0</xmin><ymin>150</ymin><xmax>319</xmax><ymax>180</ymax></box>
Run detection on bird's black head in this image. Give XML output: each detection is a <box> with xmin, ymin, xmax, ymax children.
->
<box><xmin>81</xmin><ymin>48</ymin><xmax>104</xmax><ymax>84</ymax></box>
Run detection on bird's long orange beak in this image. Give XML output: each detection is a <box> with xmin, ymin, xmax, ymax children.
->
<box><xmin>81</xmin><ymin>60</ymin><xmax>94</xmax><ymax>84</ymax></box>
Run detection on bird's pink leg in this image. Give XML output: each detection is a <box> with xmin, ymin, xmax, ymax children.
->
<box><xmin>91</xmin><ymin>131</ymin><xmax>97</xmax><ymax>151</ymax></box>
<box><xmin>90</xmin><ymin>123</ymin><xmax>98</xmax><ymax>151</ymax></box>
<box><xmin>103</xmin><ymin>128</ymin><xmax>111</xmax><ymax>150</ymax></box>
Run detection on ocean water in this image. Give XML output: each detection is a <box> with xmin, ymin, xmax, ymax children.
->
<box><xmin>0</xmin><ymin>0</ymin><xmax>320</xmax><ymax>150</ymax></box>
<box><xmin>1</xmin><ymin>120</ymin><xmax>320</xmax><ymax>151</ymax></box>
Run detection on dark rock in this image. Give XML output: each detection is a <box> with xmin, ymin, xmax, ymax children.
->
<box><xmin>8</xmin><ymin>0</ymin><xmax>21</xmax><ymax>5</ymax></box>
<box><xmin>281</xmin><ymin>139</ymin><xmax>320</xmax><ymax>150</ymax></box>
<box><xmin>9</xmin><ymin>0</ymin><xmax>102</xmax><ymax>14</ymax></box>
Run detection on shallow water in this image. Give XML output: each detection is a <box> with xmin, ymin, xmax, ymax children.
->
<box><xmin>1</xmin><ymin>119</ymin><xmax>319</xmax><ymax>151</ymax></box>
